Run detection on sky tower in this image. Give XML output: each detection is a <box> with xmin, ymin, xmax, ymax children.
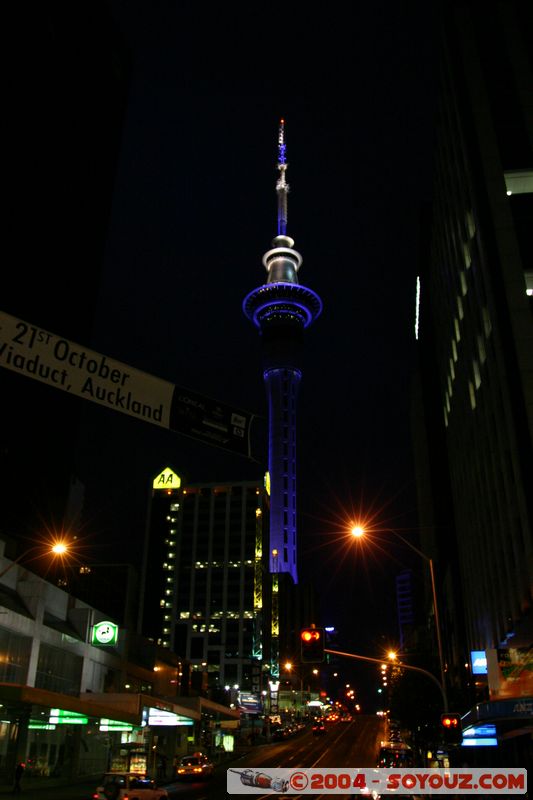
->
<box><xmin>243</xmin><ymin>120</ymin><xmax>322</xmax><ymax>586</ymax></box>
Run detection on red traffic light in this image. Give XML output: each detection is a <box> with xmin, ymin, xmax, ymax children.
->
<box><xmin>441</xmin><ymin>714</ymin><xmax>460</xmax><ymax>728</ymax></box>
<box><xmin>301</xmin><ymin>629</ymin><xmax>321</xmax><ymax>642</ymax></box>
<box><xmin>440</xmin><ymin>712</ymin><xmax>463</xmax><ymax>745</ymax></box>
<box><xmin>300</xmin><ymin>627</ymin><xmax>325</xmax><ymax>663</ymax></box>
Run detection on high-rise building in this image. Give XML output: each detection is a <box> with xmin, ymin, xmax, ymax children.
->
<box><xmin>139</xmin><ymin>468</ymin><xmax>269</xmax><ymax>695</ymax></box>
<box><xmin>243</xmin><ymin>121</ymin><xmax>322</xmax><ymax>678</ymax></box>
<box><xmin>414</xmin><ymin>0</ymin><xmax>532</xmax><ymax>763</ymax></box>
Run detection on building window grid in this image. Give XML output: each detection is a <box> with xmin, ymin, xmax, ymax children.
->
<box><xmin>432</xmin><ymin>55</ymin><xmax>531</xmax><ymax>650</ymax></box>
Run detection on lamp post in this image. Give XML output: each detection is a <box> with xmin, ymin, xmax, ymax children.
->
<box><xmin>283</xmin><ymin>661</ymin><xmax>308</xmax><ymax>713</ymax></box>
<box><xmin>350</xmin><ymin>525</ymin><xmax>448</xmax><ymax>712</ymax></box>
<box><xmin>0</xmin><ymin>540</ymin><xmax>71</xmax><ymax>581</ymax></box>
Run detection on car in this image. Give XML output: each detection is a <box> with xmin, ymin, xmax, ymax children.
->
<box><xmin>175</xmin><ymin>753</ymin><xmax>214</xmax><ymax>780</ymax></box>
<box><xmin>377</xmin><ymin>742</ymin><xmax>415</xmax><ymax>768</ymax></box>
<box><xmin>93</xmin><ymin>772</ymin><xmax>168</xmax><ymax>800</ymax></box>
<box><xmin>272</xmin><ymin>725</ymin><xmax>289</xmax><ymax>740</ymax></box>
<box><xmin>312</xmin><ymin>719</ymin><xmax>326</xmax><ymax>735</ymax></box>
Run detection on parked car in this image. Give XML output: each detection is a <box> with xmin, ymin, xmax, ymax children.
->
<box><xmin>93</xmin><ymin>772</ymin><xmax>168</xmax><ymax>800</ymax></box>
<box><xmin>175</xmin><ymin>753</ymin><xmax>214</xmax><ymax>780</ymax></box>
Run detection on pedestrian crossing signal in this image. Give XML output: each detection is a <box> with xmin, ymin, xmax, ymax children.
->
<box><xmin>300</xmin><ymin>627</ymin><xmax>325</xmax><ymax>663</ymax></box>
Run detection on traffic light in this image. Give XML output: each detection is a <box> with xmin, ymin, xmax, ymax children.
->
<box><xmin>440</xmin><ymin>712</ymin><xmax>463</xmax><ymax>745</ymax></box>
<box><xmin>300</xmin><ymin>627</ymin><xmax>325</xmax><ymax>663</ymax></box>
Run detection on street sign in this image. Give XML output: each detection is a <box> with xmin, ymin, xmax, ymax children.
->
<box><xmin>0</xmin><ymin>310</ymin><xmax>256</xmax><ymax>457</ymax></box>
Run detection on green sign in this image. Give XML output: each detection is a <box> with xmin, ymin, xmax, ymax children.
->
<box><xmin>29</xmin><ymin>721</ymin><xmax>56</xmax><ymax>730</ymax></box>
<box><xmin>99</xmin><ymin>718</ymin><xmax>134</xmax><ymax>732</ymax></box>
<box><xmin>49</xmin><ymin>709</ymin><xmax>88</xmax><ymax>725</ymax></box>
<box><xmin>92</xmin><ymin>620</ymin><xmax>119</xmax><ymax>646</ymax></box>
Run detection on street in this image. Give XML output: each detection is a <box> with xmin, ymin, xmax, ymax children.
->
<box><xmin>1</xmin><ymin>715</ymin><xmax>386</xmax><ymax>799</ymax></box>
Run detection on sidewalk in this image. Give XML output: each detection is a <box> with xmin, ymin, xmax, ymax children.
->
<box><xmin>0</xmin><ymin>775</ymin><xmax>97</xmax><ymax>799</ymax></box>
<box><xmin>0</xmin><ymin>747</ymin><xmax>258</xmax><ymax>798</ymax></box>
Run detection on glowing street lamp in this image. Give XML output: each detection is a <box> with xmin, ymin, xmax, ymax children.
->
<box><xmin>0</xmin><ymin>539</ymin><xmax>71</xmax><ymax>580</ymax></box>
<box><xmin>350</xmin><ymin>523</ymin><xmax>448</xmax><ymax>712</ymax></box>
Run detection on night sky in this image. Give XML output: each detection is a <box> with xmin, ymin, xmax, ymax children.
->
<box><xmin>6</xmin><ymin>1</ymin><xmax>440</xmax><ymax>705</ymax></box>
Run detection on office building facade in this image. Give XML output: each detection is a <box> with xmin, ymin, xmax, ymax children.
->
<box><xmin>414</xmin><ymin>0</ymin><xmax>532</xmax><ymax>761</ymax></box>
<box><xmin>140</xmin><ymin>469</ymin><xmax>269</xmax><ymax>695</ymax></box>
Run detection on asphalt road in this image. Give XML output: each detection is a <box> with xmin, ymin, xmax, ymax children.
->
<box><xmin>1</xmin><ymin>716</ymin><xmax>386</xmax><ymax>799</ymax></box>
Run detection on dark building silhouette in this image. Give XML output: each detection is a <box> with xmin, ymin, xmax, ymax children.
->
<box><xmin>414</xmin><ymin>0</ymin><xmax>532</xmax><ymax>764</ymax></box>
<box><xmin>2</xmin><ymin>5</ymin><xmax>131</xmax><ymax>548</ymax></box>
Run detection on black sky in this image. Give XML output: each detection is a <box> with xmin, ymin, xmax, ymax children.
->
<box><xmin>6</xmin><ymin>1</ymin><xmax>440</xmax><ymax>702</ymax></box>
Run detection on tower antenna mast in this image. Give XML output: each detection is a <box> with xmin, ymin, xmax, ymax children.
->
<box><xmin>276</xmin><ymin>119</ymin><xmax>289</xmax><ymax>236</ymax></box>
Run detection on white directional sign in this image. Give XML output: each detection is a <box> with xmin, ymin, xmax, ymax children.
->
<box><xmin>0</xmin><ymin>311</ymin><xmax>255</xmax><ymax>457</ymax></box>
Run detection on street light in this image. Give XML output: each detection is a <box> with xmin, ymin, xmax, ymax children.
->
<box><xmin>350</xmin><ymin>524</ymin><xmax>448</xmax><ymax>712</ymax></box>
<box><xmin>0</xmin><ymin>539</ymin><xmax>71</xmax><ymax>580</ymax></box>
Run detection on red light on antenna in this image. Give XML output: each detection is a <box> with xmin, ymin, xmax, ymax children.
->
<box><xmin>280</xmin><ymin>118</ymin><xmax>285</xmax><ymax>124</ymax></box>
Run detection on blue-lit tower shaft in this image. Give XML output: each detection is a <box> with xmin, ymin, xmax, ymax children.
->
<box><xmin>243</xmin><ymin>121</ymin><xmax>322</xmax><ymax>586</ymax></box>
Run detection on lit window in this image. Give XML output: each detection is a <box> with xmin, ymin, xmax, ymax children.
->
<box><xmin>473</xmin><ymin>359</ymin><xmax>481</xmax><ymax>390</ymax></box>
<box><xmin>504</xmin><ymin>169</ymin><xmax>533</xmax><ymax>196</ymax></box>
<box><xmin>469</xmin><ymin>381</ymin><xmax>476</xmax><ymax>410</ymax></box>
<box><xmin>463</xmin><ymin>242</ymin><xmax>471</xmax><ymax>268</ymax></box>
<box><xmin>457</xmin><ymin>296</ymin><xmax>464</xmax><ymax>320</ymax></box>
<box><xmin>525</xmin><ymin>272</ymin><xmax>533</xmax><ymax>297</ymax></box>
<box><xmin>454</xmin><ymin>318</ymin><xmax>461</xmax><ymax>342</ymax></box>
<box><xmin>452</xmin><ymin>340</ymin><xmax>458</xmax><ymax>362</ymax></box>
<box><xmin>460</xmin><ymin>271</ymin><xmax>467</xmax><ymax>296</ymax></box>
<box><xmin>449</xmin><ymin>357</ymin><xmax>455</xmax><ymax>380</ymax></box>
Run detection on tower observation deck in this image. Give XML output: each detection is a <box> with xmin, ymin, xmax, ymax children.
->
<box><xmin>243</xmin><ymin>120</ymin><xmax>322</xmax><ymax>584</ymax></box>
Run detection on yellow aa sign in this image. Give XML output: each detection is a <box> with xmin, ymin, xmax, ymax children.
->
<box><xmin>152</xmin><ymin>467</ymin><xmax>182</xmax><ymax>490</ymax></box>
